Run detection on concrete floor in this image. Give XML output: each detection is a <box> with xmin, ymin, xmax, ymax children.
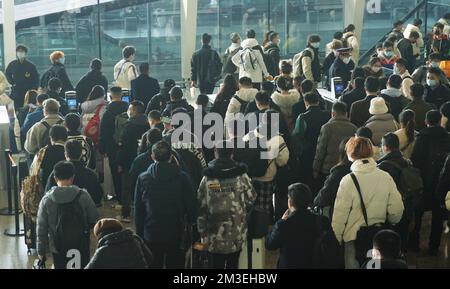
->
<box><xmin>0</xmin><ymin>191</ymin><xmax>449</xmax><ymax>269</ymax></box>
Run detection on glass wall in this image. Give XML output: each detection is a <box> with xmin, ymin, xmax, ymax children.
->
<box><xmin>12</xmin><ymin>0</ymin><xmax>181</xmax><ymax>85</ymax></box>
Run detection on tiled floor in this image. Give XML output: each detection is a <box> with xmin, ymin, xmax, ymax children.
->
<box><xmin>0</xmin><ymin>191</ymin><xmax>448</xmax><ymax>269</ymax></box>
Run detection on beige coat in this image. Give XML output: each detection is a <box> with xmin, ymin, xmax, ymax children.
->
<box><xmin>394</xmin><ymin>128</ymin><xmax>417</xmax><ymax>159</ymax></box>
<box><xmin>343</xmin><ymin>32</ymin><xmax>360</xmax><ymax>65</ymax></box>
<box><xmin>403</xmin><ymin>24</ymin><xmax>424</xmax><ymax>60</ymax></box>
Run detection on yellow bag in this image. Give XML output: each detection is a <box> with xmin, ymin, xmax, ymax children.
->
<box><xmin>439</xmin><ymin>60</ymin><xmax>450</xmax><ymax>78</ymax></box>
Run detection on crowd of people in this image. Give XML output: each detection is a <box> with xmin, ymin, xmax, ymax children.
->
<box><xmin>0</xmin><ymin>15</ymin><xmax>450</xmax><ymax>270</ymax></box>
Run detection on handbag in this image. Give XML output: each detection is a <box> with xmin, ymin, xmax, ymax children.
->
<box><xmin>350</xmin><ymin>173</ymin><xmax>393</xmax><ymax>265</ymax></box>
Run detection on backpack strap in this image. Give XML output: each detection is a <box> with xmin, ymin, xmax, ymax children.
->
<box><xmin>233</xmin><ymin>95</ymin><xmax>245</xmax><ymax>105</ymax></box>
<box><xmin>350</xmin><ymin>173</ymin><xmax>369</xmax><ymax>227</ymax></box>
<box><xmin>41</xmin><ymin>120</ymin><xmax>51</xmax><ymax>130</ymax></box>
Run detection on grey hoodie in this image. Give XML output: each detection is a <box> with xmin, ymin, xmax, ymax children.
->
<box><xmin>37</xmin><ymin>185</ymin><xmax>99</xmax><ymax>256</ymax></box>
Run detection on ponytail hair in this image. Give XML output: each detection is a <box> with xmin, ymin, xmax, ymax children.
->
<box><xmin>399</xmin><ymin>109</ymin><xmax>416</xmax><ymax>144</ymax></box>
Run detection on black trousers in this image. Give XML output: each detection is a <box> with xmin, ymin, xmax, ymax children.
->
<box><xmin>410</xmin><ymin>201</ymin><xmax>445</xmax><ymax>250</ymax></box>
<box><xmin>121</xmin><ymin>172</ymin><xmax>132</xmax><ymax>218</ymax></box>
<box><xmin>147</xmin><ymin>242</ymin><xmax>185</xmax><ymax>269</ymax></box>
<box><xmin>393</xmin><ymin>211</ymin><xmax>413</xmax><ymax>252</ymax></box>
<box><xmin>107</xmin><ymin>152</ymin><xmax>122</xmax><ymax>202</ymax></box>
<box><xmin>199</xmin><ymin>82</ymin><xmax>215</xmax><ymax>94</ymax></box>
<box><xmin>208</xmin><ymin>251</ymin><xmax>241</xmax><ymax>269</ymax></box>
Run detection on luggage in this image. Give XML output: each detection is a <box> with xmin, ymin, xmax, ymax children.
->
<box><xmin>24</xmin><ymin>215</ymin><xmax>37</xmax><ymax>255</ymax></box>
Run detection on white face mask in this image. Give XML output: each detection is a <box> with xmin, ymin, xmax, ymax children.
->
<box><xmin>372</xmin><ymin>66</ymin><xmax>382</xmax><ymax>73</ymax></box>
<box><xmin>311</xmin><ymin>42</ymin><xmax>320</xmax><ymax>49</ymax></box>
<box><xmin>342</xmin><ymin>57</ymin><xmax>351</xmax><ymax>64</ymax></box>
<box><xmin>393</xmin><ymin>65</ymin><xmax>401</xmax><ymax>75</ymax></box>
<box><xmin>17</xmin><ymin>52</ymin><xmax>26</xmax><ymax>60</ymax></box>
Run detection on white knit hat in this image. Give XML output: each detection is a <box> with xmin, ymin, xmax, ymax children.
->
<box><xmin>369</xmin><ymin>97</ymin><xmax>388</xmax><ymax>115</ymax></box>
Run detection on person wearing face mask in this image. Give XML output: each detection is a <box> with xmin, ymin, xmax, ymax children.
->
<box><xmin>40</xmin><ymin>51</ymin><xmax>74</xmax><ymax>94</ymax></box>
<box><xmin>329</xmin><ymin>47</ymin><xmax>355</xmax><ymax>90</ymax></box>
<box><xmin>390</xmin><ymin>21</ymin><xmax>405</xmax><ymax>43</ymax></box>
<box><xmin>397</xmin><ymin>31</ymin><xmax>420</xmax><ymax>74</ymax></box>
<box><xmin>46</xmin><ymin>77</ymin><xmax>68</xmax><ymax>116</ymax></box>
<box><xmin>114</xmin><ymin>46</ymin><xmax>138</xmax><ymax>90</ymax></box>
<box><xmin>342</xmin><ymin>24</ymin><xmax>360</xmax><ymax>65</ymax></box>
<box><xmin>363</xmin><ymin>57</ymin><xmax>384</xmax><ymax>79</ymax></box>
<box><xmin>378</xmin><ymin>41</ymin><xmax>400</xmax><ymax>70</ymax></box>
<box><xmin>323</xmin><ymin>40</ymin><xmax>343</xmax><ymax>87</ymax></box>
<box><xmin>412</xmin><ymin>53</ymin><xmax>450</xmax><ymax>86</ymax></box>
<box><xmin>5</xmin><ymin>45</ymin><xmax>39</xmax><ymax>109</ymax></box>
<box><xmin>293</xmin><ymin>34</ymin><xmax>322</xmax><ymax>84</ymax></box>
<box><xmin>428</xmin><ymin>23</ymin><xmax>450</xmax><ymax>62</ymax></box>
<box><xmin>264</xmin><ymin>31</ymin><xmax>282</xmax><ymax>77</ymax></box>
<box><xmin>393</xmin><ymin>59</ymin><xmax>414</xmax><ymax>100</ymax></box>
<box><xmin>403</xmin><ymin>19</ymin><xmax>424</xmax><ymax>61</ymax></box>
<box><xmin>424</xmin><ymin>67</ymin><xmax>450</xmax><ymax>110</ymax></box>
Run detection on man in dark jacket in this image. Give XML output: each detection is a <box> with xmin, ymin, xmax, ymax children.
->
<box><xmin>266</xmin><ymin>183</ymin><xmax>324</xmax><ymax>269</ymax></box>
<box><xmin>329</xmin><ymin>47</ymin><xmax>355</xmax><ymax>89</ymax></box>
<box><xmin>131</xmin><ymin>62</ymin><xmax>160</xmax><ymax>108</ymax></box>
<box><xmin>377</xmin><ymin>133</ymin><xmax>413</xmax><ymax>252</ymax></box>
<box><xmin>363</xmin><ymin>230</ymin><xmax>408</xmax><ymax>269</ymax></box>
<box><xmin>292</xmin><ymin>78</ymin><xmax>326</xmax><ymax>121</ymax></box>
<box><xmin>350</xmin><ymin>77</ymin><xmax>381</xmax><ymax>127</ymax></box>
<box><xmin>339</xmin><ymin>77</ymin><xmax>366</xmax><ymax>114</ymax></box>
<box><xmin>410</xmin><ymin>110</ymin><xmax>450</xmax><ymax>255</ymax></box>
<box><xmin>75</xmin><ymin>58</ymin><xmax>108</xmax><ymax>104</ymax></box>
<box><xmin>191</xmin><ymin>33</ymin><xmax>222</xmax><ymax>94</ymax></box>
<box><xmin>424</xmin><ymin>67</ymin><xmax>450</xmax><ymax>110</ymax></box>
<box><xmin>397</xmin><ymin>31</ymin><xmax>420</xmax><ymax>73</ymax></box>
<box><xmin>380</xmin><ymin>74</ymin><xmax>410</xmax><ymax>121</ymax></box>
<box><xmin>38</xmin><ymin>125</ymin><xmax>67</xmax><ymax>188</ymax></box>
<box><xmin>46</xmin><ymin>139</ymin><xmax>104</xmax><ymax>206</ymax></box>
<box><xmin>145</xmin><ymin>79</ymin><xmax>176</xmax><ymax>114</ymax></box>
<box><xmin>41</xmin><ymin>52</ymin><xmax>74</xmax><ymax>93</ymax></box>
<box><xmin>47</xmin><ymin>77</ymin><xmax>68</xmax><ymax>116</ymax></box>
<box><xmin>99</xmin><ymin>86</ymin><xmax>129</xmax><ymax>201</ymax></box>
<box><xmin>85</xmin><ymin>218</ymin><xmax>152</xmax><ymax>269</ymax></box>
<box><xmin>5</xmin><ymin>45</ymin><xmax>39</xmax><ymax>108</ymax></box>
<box><xmin>292</xmin><ymin>93</ymin><xmax>330</xmax><ymax>191</ymax></box>
<box><xmin>117</xmin><ymin>101</ymin><xmax>150</xmax><ymax>222</ymax></box>
<box><xmin>162</xmin><ymin>86</ymin><xmax>194</xmax><ymax>117</ymax></box>
<box><xmin>403</xmin><ymin>83</ymin><xmax>435</xmax><ymax>131</ymax></box>
<box><xmin>264</xmin><ymin>32</ymin><xmax>281</xmax><ymax>77</ymax></box>
<box><xmin>131</xmin><ymin>129</ymin><xmax>162</xmax><ymax>189</ymax></box>
<box><xmin>134</xmin><ymin>141</ymin><xmax>197</xmax><ymax>269</ymax></box>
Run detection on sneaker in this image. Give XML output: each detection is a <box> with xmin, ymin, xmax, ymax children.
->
<box><xmin>116</xmin><ymin>215</ymin><xmax>131</xmax><ymax>223</ymax></box>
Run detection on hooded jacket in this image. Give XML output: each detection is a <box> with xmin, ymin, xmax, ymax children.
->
<box><xmin>98</xmin><ymin>101</ymin><xmax>129</xmax><ymax>155</ymax></box>
<box><xmin>270</xmin><ymin>89</ymin><xmax>300</xmax><ymax>119</ymax></box>
<box><xmin>313</xmin><ymin>116</ymin><xmax>357</xmax><ymax>175</ymax></box>
<box><xmin>24</xmin><ymin>113</ymin><xmax>64</xmax><ymax>154</ymax></box>
<box><xmin>232</xmin><ymin>38</ymin><xmax>270</xmax><ymax>83</ymax></box>
<box><xmin>343</xmin><ymin>32</ymin><xmax>360</xmax><ymax>65</ymax></box>
<box><xmin>134</xmin><ymin>161</ymin><xmax>197</xmax><ymax>243</ymax></box>
<box><xmin>197</xmin><ymin>158</ymin><xmax>256</xmax><ymax>254</ymax></box>
<box><xmin>224</xmin><ymin>87</ymin><xmax>258</xmax><ymax>125</ymax></box>
<box><xmin>118</xmin><ymin>114</ymin><xmax>150</xmax><ymax>170</ymax></box>
<box><xmin>403</xmin><ymin>24</ymin><xmax>424</xmax><ymax>60</ymax></box>
<box><xmin>380</xmin><ymin>88</ymin><xmax>410</xmax><ymax>120</ymax></box>
<box><xmin>75</xmin><ymin>70</ymin><xmax>108</xmax><ymax>103</ymax></box>
<box><xmin>146</xmin><ymin>87</ymin><xmax>171</xmax><ymax>114</ymax></box>
<box><xmin>36</xmin><ymin>185</ymin><xmax>99</xmax><ymax>256</ymax></box>
<box><xmin>332</xmin><ymin>158</ymin><xmax>404</xmax><ymax>243</ymax></box>
<box><xmin>85</xmin><ymin>229</ymin><xmax>152</xmax><ymax>269</ymax></box>
<box><xmin>365</xmin><ymin>113</ymin><xmax>399</xmax><ymax>146</ymax></box>
<box><xmin>162</xmin><ymin>99</ymin><xmax>194</xmax><ymax>117</ymax></box>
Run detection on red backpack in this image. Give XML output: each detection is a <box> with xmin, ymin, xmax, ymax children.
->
<box><xmin>83</xmin><ymin>104</ymin><xmax>104</xmax><ymax>147</ymax></box>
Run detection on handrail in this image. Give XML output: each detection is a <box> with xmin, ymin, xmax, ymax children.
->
<box><xmin>359</xmin><ymin>0</ymin><xmax>428</xmax><ymax>65</ymax></box>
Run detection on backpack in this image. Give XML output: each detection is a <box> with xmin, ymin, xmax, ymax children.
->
<box><xmin>41</xmin><ymin>119</ymin><xmax>64</xmax><ymax>147</ymax></box>
<box><xmin>113</xmin><ymin>112</ymin><xmax>129</xmax><ymax>145</ymax></box>
<box><xmin>222</xmin><ymin>47</ymin><xmax>242</xmax><ymax>75</ymax></box>
<box><xmin>68</xmin><ymin>135</ymin><xmax>92</xmax><ymax>167</ymax></box>
<box><xmin>293</xmin><ymin>48</ymin><xmax>313</xmax><ymax>78</ymax></box>
<box><xmin>40</xmin><ymin>67</ymin><xmax>58</xmax><ymax>89</ymax></box>
<box><xmin>20</xmin><ymin>147</ymin><xmax>47</xmax><ymax>222</ymax></box>
<box><xmin>233</xmin><ymin>95</ymin><xmax>249</xmax><ymax>115</ymax></box>
<box><xmin>207</xmin><ymin>50</ymin><xmax>222</xmax><ymax>84</ymax></box>
<box><xmin>383</xmin><ymin>160</ymin><xmax>423</xmax><ymax>209</ymax></box>
<box><xmin>54</xmin><ymin>191</ymin><xmax>89</xmax><ymax>258</ymax></box>
<box><xmin>83</xmin><ymin>104</ymin><xmax>105</xmax><ymax>148</ymax></box>
<box><xmin>342</xmin><ymin>34</ymin><xmax>353</xmax><ymax>48</ymax></box>
<box><xmin>114</xmin><ymin>61</ymin><xmax>137</xmax><ymax>87</ymax></box>
<box><xmin>240</xmin><ymin>48</ymin><xmax>257</xmax><ymax>72</ymax></box>
<box><xmin>264</xmin><ymin>46</ymin><xmax>279</xmax><ymax>74</ymax></box>
<box><xmin>312</xmin><ymin>214</ymin><xmax>345</xmax><ymax>269</ymax></box>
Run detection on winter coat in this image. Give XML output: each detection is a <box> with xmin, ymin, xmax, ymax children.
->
<box><xmin>46</xmin><ymin>90</ymin><xmax>68</xmax><ymax>116</ymax></box>
<box><xmin>403</xmin><ymin>99</ymin><xmax>435</xmax><ymax>131</ymax></box>
<box><xmin>75</xmin><ymin>70</ymin><xmax>108</xmax><ymax>103</ymax></box>
<box><xmin>365</xmin><ymin>113</ymin><xmax>399</xmax><ymax>146</ymax></box>
<box><xmin>394</xmin><ymin>128</ymin><xmax>417</xmax><ymax>159</ymax></box>
<box><xmin>332</xmin><ymin>158</ymin><xmax>404</xmax><ymax>243</ymax></box>
<box><xmin>21</xmin><ymin>106</ymin><xmax>44</xmax><ymax>140</ymax></box>
<box><xmin>41</xmin><ymin>63</ymin><xmax>74</xmax><ymax>93</ymax></box>
<box><xmin>67</xmin><ymin>132</ymin><xmax>96</xmax><ymax>169</ymax></box>
<box><xmin>293</xmin><ymin>46</ymin><xmax>321</xmax><ymax>82</ymax></box>
<box><xmin>436</xmin><ymin>154</ymin><xmax>450</xmax><ymax>207</ymax></box>
<box><xmin>380</xmin><ymin>88</ymin><xmax>410</xmax><ymax>120</ymax></box>
<box><xmin>130</xmin><ymin>74</ymin><xmax>160</xmax><ymax>108</ymax></box>
<box><xmin>264</xmin><ymin>43</ymin><xmax>281</xmax><ymax>77</ymax></box>
<box><xmin>98</xmin><ymin>101</ymin><xmax>129</xmax><ymax>155</ymax></box>
<box><xmin>113</xmin><ymin>59</ymin><xmax>137</xmax><ymax>89</ymax></box>
<box><xmin>0</xmin><ymin>71</ymin><xmax>10</xmax><ymax>95</ymax></box>
<box><xmin>424</xmin><ymin>84</ymin><xmax>450</xmax><ymax>110</ymax></box>
<box><xmin>225</xmin><ymin>88</ymin><xmax>258</xmax><ymax>122</ymax></box>
<box><xmin>162</xmin><ymin>99</ymin><xmax>194</xmax><ymax>118</ymax></box>
<box><xmin>145</xmin><ymin>87</ymin><xmax>171</xmax><ymax>114</ymax></box>
<box><xmin>410</xmin><ymin>126</ymin><xmax>450</xmax><ymax>209</ymax></box>
<box><xmin>403</xmin><ymin>24</ymin><xmax>424</xmax><ymax>60</ymax></box>
<box><xmin>117</xmin><ymin>114</ymin><xmax>150</xmax><ymax>171</ymax></box>
<box><xmin>397</xmin><ymin>38</ymin><xmax>416</xmax><ymax>73</ymax></box>
<box><xmin>270</xmin><ymin>90</ymin><xmax>300</xmax><ymax>120</ymax></box>
<box><xmin>232</xmin><ymin>39</ymin><xmax>270</xmax><ymax>83</ymax></box>
<box><xmin>85</xmin><ymin>229</ymin><xmax>152</xmax><ymax>269</ymax></box>
<box><xmin>46</xmin><ymin>161</ymin><xmax>104</xmax><ymax>206</ymax></box>
<box><xmin>36</xmin><ymin>185</ymin><xmax>99</xmax><ymax>256</ymax></box>
<box><xmin>350</xmin><ymin>94</ymin><xmax>380</xmax><ymax>128</ymax></box>
<box><xmin>399</xmin><ymin>71</ymin><xmax>414</xmax><ymax>100</ymax></box>
<box><xmin>197</xmin><ymin>159</ymin><xmax>256</xmax><ymax>254</ymax></box>
<box><xmin>313</xmin><ymin>116</ymin><xmax>357</xmax><ymax>175</ymax></box>
<box><xmin>339</xmin><ymin>86</ymin><xmax>366</xmax><ymax>113</ymax></box>
<box><xmin>329</xmin><ymin>57</ymin><xmax>355</xmax><ymax>89</ymax></box>
<box><xmin>266</xmin><ymin>209</ymin><xmax>323</xmax><ymax>269</ymax></box>
<box><xmin>24</xmin><ymin>114</ymin><xmax>64</xmax><ymax>154</ymax></box>
<box><xmin>191</xmin><ymin>44</ymin><xmax>222</xmax><ymax>85</ymax></box>
<box><xmin>134</xmin><ymin>161</ymin><xmax>197</xmax><ymax>243</ymax></box>
<box><xmin>36</xmin><ymin>143</ymin><xmax>66</xmax><ymax>188</ymax></box>
<box><xmin>343</xmin><ymin>32</ymin><xmax>360</xmax><ymax>65</ymax></box>
<box><xmin>5</xmin><ymin>58</ymin><xmax>39</xmax><ymax>108</ymax></box>
<box><xmin>80</xmin><ymin>97</ymin><xmax>107</xmax><ymax>130</ymax></box>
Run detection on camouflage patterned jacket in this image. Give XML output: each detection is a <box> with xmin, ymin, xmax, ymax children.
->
<box><xmin>197</xmin><ymin>159</ymin><xmax>257</xmax><ymax>254</ymax></box>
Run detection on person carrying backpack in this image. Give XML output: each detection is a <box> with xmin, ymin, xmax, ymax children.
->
<box><xmin>36</xmin><ymin>161</ymin><xmax>99</xmax><ymax>269</ymax></box>
<box><xmin>191</xmin><ymin>33</ymin><xmax>222</xmax><ymax>94</ymax></box>
<box><xmin>378</xmin><ymin>133</ymin><xmax>423</xmax><ymax>252</ymax></box>
<box><xmin>113</xmin><ymin>46</ymin><xmax>137</xmax><ymax>90</ymax></box>
<box><xmin>264</xmin><ymin>32</ymin><xmax>281</xmax><ymax>77</ymax></box>
<box><xmin>40</xmin><ymin>51</ymin><xmax>73</xmax><ymax>94</ymax></box>
<box><xmin>232</xmin><ymin>32</ymin><xmax>273</xmax><ymax>89</ymax></box>
<box><xmin>25</xmin><ymin>98</ymin><xmax>64</xmax><ymax>155</ymax></box>
<box><xmin>222</xmin><ymin>33</ymin><xmax>242</xmax><ymax>80</ymax></box>
<box><xmin>293</xmin><ymin>34</ymin><xmax>322</xmax><ymax>84</ymax></box>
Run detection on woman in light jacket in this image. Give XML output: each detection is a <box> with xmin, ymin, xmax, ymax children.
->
<box><xmin>343</xmin><ymin>24</ymin><xmax>360</xmax><ymax>65</ymax></box>
<box><xmin>332</xmin><ymin>137</ymin><xmax>404</xmax><ymax>269</ymax></box>
<box><xmin>364</xmin><ymin>97</ymin><xmax>399</xmax><ymax>146</ymax></box>
<box><xmin>271</xmin><ymin>76</ymin><xmax>300</xmax><ymax>132</ymax></box>
<box><xmin>395</xmin><ymin>110</ymin><xmax>417</xmax><ymax>159</ymax></box>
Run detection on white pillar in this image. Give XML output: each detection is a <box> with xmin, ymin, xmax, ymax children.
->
<box><xmin>3</xmin><ymin>0</ymin><xmax>17</xmax><ymax>68</ymax></box>
<box><xmin>180</xmin><ymin>0</ymin><xmax>198</xmax><ymax>82</ymax></box>
<box><xmin>344</xmin><ymin>0</ymin><xmax>365</xmax><ymax>43</ymax></box>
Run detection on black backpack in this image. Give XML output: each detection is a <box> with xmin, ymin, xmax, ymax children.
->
<box><xmin>222</xmin><ymin>47</ymin><xmax>242</xmax><ymax>75</ymax></box>
<box><xmin>233</xmin><ymin>95</ymin><xmax>249</xmax><ymax>115</ymax></box>
<box><xmin>40</xmin><ymin>119</ymin><xmax>64</xmax><ymax>146</ymax></box>
<box><xmin>207</xmin><ymin>50</ymin><xmax>222</xmax><ymax>84</ymax></box>
<box><xmin>41</xmin><ymin>67</ymin><xmax>59</xmax><ymax>89</ymax></box>
<box><xmin>54</xmin><ymin>191</ymin><xmax>89</xmax><ymax>259</ymax></box>
<box><xmin>312</xmin><ymin>213</ymin><xmax>345</xmax><ymax>269</ymax></box>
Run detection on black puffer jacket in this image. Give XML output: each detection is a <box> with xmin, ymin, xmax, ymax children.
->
<box><xmin>75</xmin><ymin>70</ymin><xmax>108</xmax><ymax>103</ymax></box>
<box><xmin>85</xmin><ymin>229</ymin><xmax>152</xmax><ymax>269</ymax></box>
<box><xmin>145</xmin><ymin>87</ymin><xmax>171</xmax><ymax>114</ymax></box>
<box><xmin>162</xmin><ymin>99</ymin><xmax>194</xmax><ymax>117</ymax></box>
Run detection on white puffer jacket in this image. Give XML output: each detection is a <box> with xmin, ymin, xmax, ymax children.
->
<box><xmin>403</xmin><ymin>24</ymin><xmax>424</xmax><ymax>60</ymax></box>
<box><xmin>271</xmin><ymin>89</ymin><xmax>300</xmax><ymax>118</ymax></box>
<box><xmin>332</xmin><ymin>158</ymin><xmax>404</xmax><ymax>243</ymax></box>
<box><xmin>232</xmin><ymin>39</ymin><xmax>269</xmax><ymax>83</ymax></box>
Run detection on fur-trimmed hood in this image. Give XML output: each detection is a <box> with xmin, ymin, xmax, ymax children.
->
<box><xmin>203</xmin><ymin>158</ymin><xmax>248</xmax><ymax>179</ymax></box>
